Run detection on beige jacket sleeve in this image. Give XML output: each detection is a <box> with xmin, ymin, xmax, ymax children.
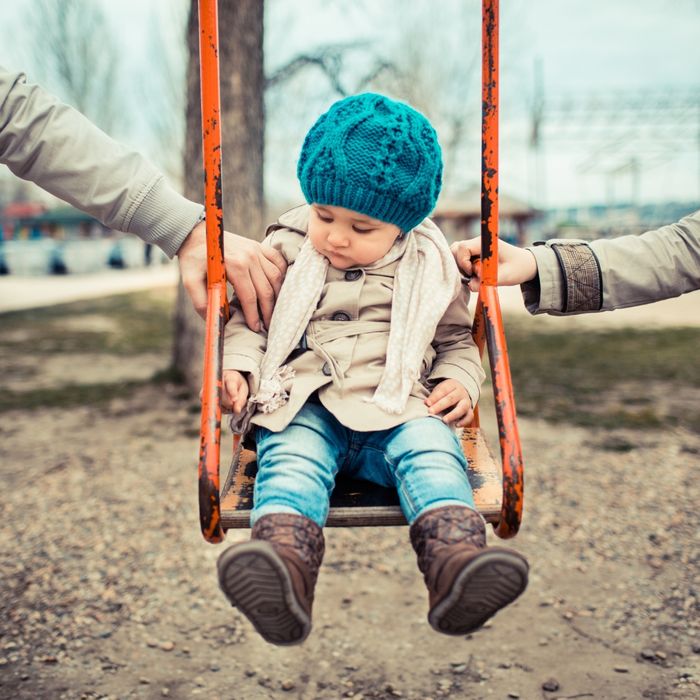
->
<box><xmin>522</xmin><ymin>210</ymin><xmax>700</xmax><ymax>315</ymax></box>
<box><xmin>222</xmin><ymin>229</ymin><xmax>300</xmax><ymax>385</ymax></box>
<box><xmin>0</xmin><ymin>68</ymin><xmax>203</xmax><ymax>257</ymax></box>
<box><xmin>222</xmin><ymin>299</ymin><xmax>268</xmax><ymax>387</ymax></box>
<box><xmin>426</xmin><ymin>281</ymin><xmax>485</xmax><ymax>409</ymax></box>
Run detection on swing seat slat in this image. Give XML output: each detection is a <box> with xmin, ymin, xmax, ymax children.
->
<box><xmin>220</xmin><ymin>427</ymin><xmax>501</xmax><ymax>529</ymax></box>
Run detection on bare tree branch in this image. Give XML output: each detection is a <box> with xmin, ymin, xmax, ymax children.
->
<box><xmin>354</xmin><ymin>59</ymin><xmax>397</xmax><ymax>92</ymax></box>
<box><xmin>266</xmin><ymin>42</ymin><xmax>370</xmax><ymax>96</ymax></box>
<box><xmin>137</xmin><ymin>3</ymin><xmax>189</xmax><ymax>185</ymax></box>
<box><xmin>23</xmin><ymin>0</ymin><xmax>120</xmax><ymax>133</ymax></box>
<box><xmin>364</xmin><ymin>1</ymin><xmax>482</xmax><ymax>192</ymax></box>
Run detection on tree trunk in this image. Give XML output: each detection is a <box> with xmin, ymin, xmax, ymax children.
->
<box><xmin>173</xmin><ymin>0</ymin><xmax>265</xmax><ymax>391</ymax></box>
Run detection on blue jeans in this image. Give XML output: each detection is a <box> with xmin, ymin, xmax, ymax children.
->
<box><xmin>253</xmin><ymin>401</ymin><xmax>475</xmax><ymax>527</ymax></box>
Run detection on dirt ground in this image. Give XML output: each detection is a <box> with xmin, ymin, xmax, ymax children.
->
<box><xmin>1</xmin><ymin>298</ymin><xmax>699</xmax><ymax>699</ymax></box>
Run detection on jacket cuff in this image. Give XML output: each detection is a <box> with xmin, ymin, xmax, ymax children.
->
<box><xmin>427</xmin><ymin>362</ymin><xmax>481</xmax><ymax>409</ymax></box>
<box><xmin>122</xmin><ymin>176</ymin><xmax>204</xmax><ymax>258</ymax></box>
<box><xmin>550</xmin><ymin>241</ymin><xmax>603</xmax><ymax>312</ymax></box>
<box><xmin>523</xmin><ymin>245</ymin><xmax>564</xmax><ymax>313</ymax></box>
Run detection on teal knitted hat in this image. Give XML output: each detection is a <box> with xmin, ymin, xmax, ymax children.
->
<box><xmin>297</xmin><ymin>93</ymin><xmax>443</xmax><ymax>233</ymax></box>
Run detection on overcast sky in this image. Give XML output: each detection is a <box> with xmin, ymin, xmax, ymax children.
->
<box><xmin>1</xmin><ymin>0</ymin><xmax>698</xmax><ymax>209</ymax></box>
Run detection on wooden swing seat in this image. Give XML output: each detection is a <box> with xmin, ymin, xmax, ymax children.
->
<box><xmin>220</xmin><ymin>427</ymin><xmax>501</xmax><ymax>529</ymax></box>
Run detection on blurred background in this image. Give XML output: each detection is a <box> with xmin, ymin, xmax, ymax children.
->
<box><xmin>1</xmin><ymin>4</ymin><xmax>699</xmax><ymax>698</ymax></box>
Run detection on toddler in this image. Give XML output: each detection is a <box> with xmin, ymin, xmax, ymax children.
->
<box><xmin>217</xmin><ymin>93</ymin><xmax>528</xmax><ymax>645</ymax></box>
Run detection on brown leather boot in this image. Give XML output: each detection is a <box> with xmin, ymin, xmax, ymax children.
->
<box><xmin>217</xmin><ymin>513</ymin><xmax>324</xmax><ymax>646</ymax></box>
<box><xmin>410</xmin><ymin>505</ymin><xmax>529</xmax><ymax>635</ymax></box>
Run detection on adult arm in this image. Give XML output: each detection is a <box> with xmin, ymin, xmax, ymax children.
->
<box><xmin>0</xmin><ymin>68</ymin><xmax>286</xmax><ymax>324</ymax></box>
<box><xmin>452</xmin><ymin>210</ymin><xmax>700</xmax><ymax>316</ymax></box>
<box><xmin>525</xmin><ymin>210</ymin><xmax>700</xmax><ymax>314</ymax></box>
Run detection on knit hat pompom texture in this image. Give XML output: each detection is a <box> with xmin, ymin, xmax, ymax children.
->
<box><xmin>297</xmin><ymin>93</ymin><xmax>443</xmax><ymax>233</ymax></box>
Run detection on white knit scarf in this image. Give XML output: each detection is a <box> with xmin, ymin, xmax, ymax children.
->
<box><xmin>249</xmin><ymin>218</ymin><xmax>460</xmax><ymax>416</ymax></box>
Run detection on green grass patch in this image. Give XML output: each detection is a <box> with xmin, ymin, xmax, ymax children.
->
<box><xmin>0</xmin><ymin>291</ymin><xmax>181</xmax><ymax>411</ymax></box>
<box><xmin>0</xmin><ymin>370</ymin><xmax>185</xmax><ymax>413</ymax></box>
<box><xmin>0</xmin><ymin>290</ymin><xmax>174</xmax><ymax>355</ymax></box>
<box><xmin>0</xmin><ymin>380</ymin><xmax>147</xmax><ymax>412</ymax></box>
<box><xmin>500</xmin><ymin>320</ymin><xmax>700</xmax><ymax>432</ymax></box>
<box><xmin>507</xmin><ymin>323</ymin><xmax>700</xmax><ymax>387</ymax></box>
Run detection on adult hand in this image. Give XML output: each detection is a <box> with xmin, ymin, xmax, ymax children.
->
<box><xmin>177</xmin><ymin>220</ymin><xmax>287</xmax><ymax>330</ymax></box>
<box><xmin>450</xmin><ymin>237</ymin><xmax>538</xmax><ymax>292</ymax></box>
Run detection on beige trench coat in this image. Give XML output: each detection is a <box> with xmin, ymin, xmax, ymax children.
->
<box><xmin>223</xmin><ymin>205</ymin><xmax>484</xmax><ymax>433</ymax></box>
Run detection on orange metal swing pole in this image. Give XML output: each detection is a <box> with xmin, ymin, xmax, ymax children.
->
<box><xmin>197</xmin><ymin>0</ymin><xmax>228</xmax><ymax>543</ymax></box>
<box><xmin>476</xmin><ymin>0</ymin><xmax>524</xmax><ymax>538</ymax></box>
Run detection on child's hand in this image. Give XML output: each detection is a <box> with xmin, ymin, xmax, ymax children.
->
<box><xmin>222</xmin><ymin>370</ymin><xmax>249</xmax><ymax>414</ymax></box>
<box><xmin>425</xmin><ymin>379</ymin><xmax>474</xmax><ymax>427</ymax></box>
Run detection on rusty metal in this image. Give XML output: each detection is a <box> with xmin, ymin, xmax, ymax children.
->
<box><xmin>478</xmin><ymin>0</ymin><xmax>524</xmax><ymax>538</ymax></box>
<box><xmin>479</xmin><ymin>286</ymin><xmax>524</xmax><ymax>538</ymax></box>
<box><xmin>470</xmin><ymin>268</ymin><xmax>485</xmax><ymax>430</ymax></box>
<box><xmin>481</xmin><ymin>0</ymin><xmax>499</xmax><ymax>286</ymax></box>
<box><xmin>197</xmin><ymin>0</ymin><xmax>227</xmax><ymax>544</ymax></box>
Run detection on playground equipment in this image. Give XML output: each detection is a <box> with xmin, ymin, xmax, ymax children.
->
<box><xmin>196</xmin><ymin>0</ymin><xmax>523</xmax><ymax>543</ymax></box>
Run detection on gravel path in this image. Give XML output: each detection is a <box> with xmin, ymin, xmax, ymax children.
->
<box><xmin>0</xmin><ymin>266</ymin><xmax>178</xmax><ymax>313</ymax></box>
<box><xmin>1</xmin><ymin>383</ymin><xmax>698</xmax><ymax>699</ymax></box>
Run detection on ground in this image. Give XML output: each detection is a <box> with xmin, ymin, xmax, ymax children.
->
<box><xmin>1</xmin><ymin>288</ymin><xmax>699</xmax><ymax>700</ymax></box>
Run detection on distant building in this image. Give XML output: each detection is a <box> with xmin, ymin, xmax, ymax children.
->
<box><xmin>542</xmin><ymin>201</ymin><xmax>699</xmax><ymax>240</ymax></box>
<box><xmin>1</xmin><ymin>201</ymin><xmax>47</xmax><ymax>240</ymax></box>
<box><xmin>0</xmin><ymin>203</ymin><xmax>108</xmax><ymax>241</ymax></box>
<box><xmin>0</xmin><ymin>202</ymin><xmax>157</xmax><ymax>275</ymax></box>
<box><xmin>432</xmin><ymin>185</ymin><xmax>541</xmax><ymax>246</ymax></box>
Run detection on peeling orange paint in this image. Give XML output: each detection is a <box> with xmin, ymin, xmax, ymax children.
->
<box><xmin>197</xmin><ymin>0</ymin><xmax>226</xmax><ymax>544</ymax></box>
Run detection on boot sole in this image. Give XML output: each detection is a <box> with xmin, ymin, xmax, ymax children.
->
<box><xmin>428</xmin><ymin>548</ymin><xmax>529</xmax><ymax>635</ymax></box>
<box><xmin>217</xmin><ymin>541</ymin><xmax>311</xmax><ymax>646</ymax></box>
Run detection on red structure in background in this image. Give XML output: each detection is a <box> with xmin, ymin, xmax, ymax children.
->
<box><xmin>1</xmin><ymin>202</ymin><xmax>46</xmax><ymax>240</ymax></box>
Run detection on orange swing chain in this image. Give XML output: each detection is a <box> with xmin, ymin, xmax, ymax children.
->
<box><xmin>473</xmin><ymin>0</ymin><xmax>525</xmax><ymax>538</ymax></box>
<box><xmin>197</xmin><ymin>0</ymin><xmax>227</xmax><ymax>543</ymax></box>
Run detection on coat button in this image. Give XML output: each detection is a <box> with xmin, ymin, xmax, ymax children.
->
<box><xmin>331</xmin><ymin>311</ymin><xmax>351</xmax><ymax>322</ymax></box>
<box><xmin>344</xmin><ymin>269</ymin><xmax>362</xmax><ymax>281</ymax></box>
<box><xmin>322</xmin><ymin>362</ymin><xmax>332</xmax><ymax>376</ymax></box>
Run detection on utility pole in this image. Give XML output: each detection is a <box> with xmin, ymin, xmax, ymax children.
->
<box><xmin>529</xmin><ymin>57</ymin><xmax>545</xmax><ymax>209</ymax></box>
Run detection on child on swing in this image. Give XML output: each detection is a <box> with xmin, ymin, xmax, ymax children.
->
<box><xmin>217</xmin><ymin>93</ymin><xmax>528</xmax><ymax>645</ymax></box>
